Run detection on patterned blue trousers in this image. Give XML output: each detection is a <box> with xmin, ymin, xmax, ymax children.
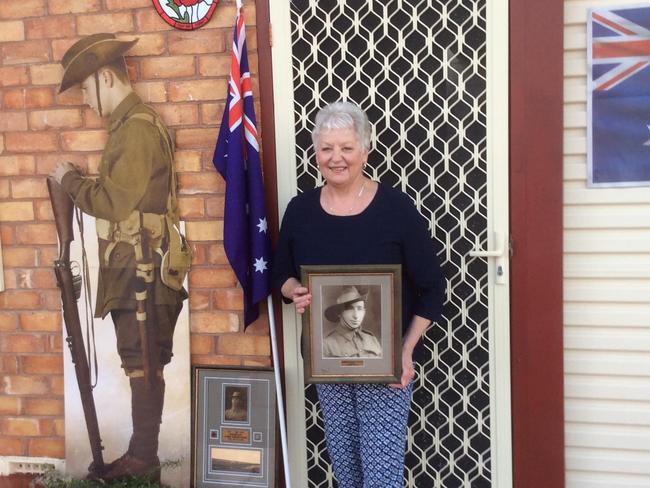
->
<box><xmin>316</xmin><ymin>382</ymin><xmax>413</xmax><ymax>488</ymax></box>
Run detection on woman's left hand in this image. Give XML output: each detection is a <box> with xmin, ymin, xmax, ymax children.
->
<box><xmin>388</xmin><ymin>347</ymin><xmax>415</xmax><ymax>389</ymax></box>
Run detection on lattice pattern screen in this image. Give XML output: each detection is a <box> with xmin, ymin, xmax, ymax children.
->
<box><xmin>289</xmin><ymin>1</ymin><xmax>490</xmax><ymax>486</ymax></box>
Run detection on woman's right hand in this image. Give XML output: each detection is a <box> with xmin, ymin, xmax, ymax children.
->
<box><xmin>281</xmin><ymin>278</ymin><xmax>312</xmax><ymax>314</ymax></box>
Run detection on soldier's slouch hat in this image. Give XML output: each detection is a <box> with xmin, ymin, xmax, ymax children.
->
<box><xmin>324</xmin><ymin>286</ymin><xmax>368</xmax><ymax>322</ymax></box>
<box><xmin>59</xmin><ymin>33</ymin><xmax>138</xmax><ymax>93</ymax></box>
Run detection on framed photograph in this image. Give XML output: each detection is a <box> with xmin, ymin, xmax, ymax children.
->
<box><xmin>192</xmin><ymin>367</ymin><xmax>276</xmax><ymax>488</ymax></box>
<box><xmin>301</xmin><ymin>264</ymin><xmax>402</xmax><ymax>383</ymax></box>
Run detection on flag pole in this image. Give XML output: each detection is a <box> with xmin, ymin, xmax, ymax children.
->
<box><xmin>267</xmin><ymin>295</ymin><xmax>292</xmax><ymax>487</ymax></box>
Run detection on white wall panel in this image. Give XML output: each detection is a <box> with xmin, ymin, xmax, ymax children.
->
<box><xmin>563</xmin><ymin>1</ymin><xmax>650</xmax><ymax>485</ymax></box>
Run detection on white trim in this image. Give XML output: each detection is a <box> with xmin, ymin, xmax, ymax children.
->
<box><xmin>269</xmin><ymin>2</ymin><xmax>306</xmax><ymax>488</ymax></box>
<box><xmin>486</xmin><ymin>0</ymin><xmax>513</xmax><ymax>484</ymax></box>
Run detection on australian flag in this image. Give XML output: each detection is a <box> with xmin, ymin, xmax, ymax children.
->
<box><xmin>213</xmin><ymin>5</ymin><xmax>270</xmax><ymax>326</ymax></box>
<box><xmin>589</xmin><ymin>6</ymin><xmax>650</xmax><ymax>186</ymax></box>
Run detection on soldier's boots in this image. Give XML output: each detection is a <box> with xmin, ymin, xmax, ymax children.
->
<box><xmin>101</xmin><ymin>375</ymin><xmax>165</xmax><ymax>482</ymax></box>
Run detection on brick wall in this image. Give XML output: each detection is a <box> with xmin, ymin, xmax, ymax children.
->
<box><xmin>0</xmin><ymin>0</ymin><xmax>271</xmax><ymax>459</ymax></box>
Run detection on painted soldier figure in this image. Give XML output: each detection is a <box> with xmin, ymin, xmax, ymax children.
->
<box><xmin>51</xmin><ymin>33</ymin><xmax>188</xmax><ymax>482</ymax></box>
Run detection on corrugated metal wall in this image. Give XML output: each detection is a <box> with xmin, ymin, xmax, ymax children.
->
<box><xmin>564</xmin><ymin>1</ymin><xmax>650</xmax><ymax>487</ymax></box>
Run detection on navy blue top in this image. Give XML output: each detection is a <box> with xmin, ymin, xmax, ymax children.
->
<box><xmin>272</xmin><ymin>183</ymin><xmax>445</xmax><ymax>361</ymax></box>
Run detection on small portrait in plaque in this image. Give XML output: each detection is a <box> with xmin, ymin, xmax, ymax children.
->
<box><xmin>210</xmin><ymin>447</ymin><xmax>261</xmax><ymax>474</ymax></box>
<box><xmin>301</xmin><ymin>264</ymin><xmax>402</xmax><ymax>384</ymax></box>
<box><xmin>223</xmin><ymin>386</ymin><xmax>248</xmax><ymax>422</ymax></box>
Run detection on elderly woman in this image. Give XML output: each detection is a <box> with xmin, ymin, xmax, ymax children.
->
<box><xmin>272</xmin><ymin>101</ymin><xmax>445</xmax><ymax>487</ymax></box>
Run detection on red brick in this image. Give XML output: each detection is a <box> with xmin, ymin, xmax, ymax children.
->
<box><xmin>3</xmin><ymin>248</ymin><xmax>38</xmax><ymax>268</ymax></box>
<box><xmin>39</xmin><ymin>419</ymin><xmax>55</xmax><ymax>436</ymax></box>
<box><xmin>48</xmin><ymin>0</ymin><xmax>101</xmax><ymax>14</ymax></box>
<box><xmin>41</xmin><ymin>290</ymin><xmax>63</xmax><ymax>311</ymax></box>
<box><xmin>25</xmin><ymin>16</ymin><xmax>75</xmax><ymax>39</ymax></box>
<box><xmin>1</xmin><ymin>225</ymin><xmax>14</xmax><ymax>245</ymax></box>
<box><xmin>23</xmin><ymin>398</ymin><xmax>64</xmax><ymax>416</ymax></box>
<box><xmin>155</xmin><ymin>103</ymin><xmax>199</xmax><ymax>127</ymax></box>
<box><xmin>38</xmin><ymin>247</ymin><xmax>59</xmax><ymax>268</ymax></box>
<box><xmin>0</xmin><ymin>0</ymin><xmax>46</xmax><ymax>19</ymax></box>
<box><xmin>189</xmin><ymin>267</ymin><xmax>236</xmax><ymax>288</ymax></box>
<box><xmin>11</xmin><ymin>178</ymin><xmax>48</xmax><ymax>199</ymax></box>
<box><xmin>178</xmin><ymin>172</ymin><xmax>225</xmax><ymax>194</ymax></box>
<box><xmin>207</xmin><ymin>244</ymin><xmax>229</xmax><ymax>265</ymax></box>
<box><xmin>49</xmin><ymin>375</ymin><xmax>64</xmax><ymax>396</ymax></box>
<box><xmin>244</xmin><ymin>314</ymin><xmax>270</xmax><ymax>336</ymax></box>
<box><xmin>46</xmin><ymin>334</ymin><xmax>62</xmax><ymax>354</ymax></box>
<box><xmin>178</xmin><ymin>197</ymin><xmax>204</xmax><ymax>219</ymax></box>
<box><xmin>106</xmin><ymin>0</ymin><xmax>150</xmax><ymax>9</ymax></box>
<box><xmin>4</xmin><ymin>417</ymin><xmax>40</xmax><ymax>436</ymax></box>
<box><xmin>29</xmin><ymin>438</ymin><xmax>64</xmax><ymax>458</ymax></box>
<box><xmin>0</xmin><ymin>290</ymin><xmax>41</xmax><ymax>309</ymax></box>
<box><xmin>189</xmin><ymin>289</ymin><xmax>210</xmax><ymax>311</ymax></box>
<box><xmin>189</xmin><ymin>243</ymin><xmax>206</xmax><ymax>265</ymax></box>
<box><xmin>135</xmin><ymin>9</ymin><xmax>172</xmax><ymax>32</ymax></box>
<box><xmin>185</xmin><ymin>220</ymin><xmax>223</xmax><ymax>241</ymax></box>
<box><xmin>5</xmin><ymin>132</ymin><xmax>58</xmax><ymax>153</ymax></box>
<box><xmin>127</xmin><ymin>33</ymin><xmax>166</xmax><ymax>57</ymax></box>
<box><xmin>20</xmin><ymin>269</ymin><xmax>58</xmax><ymax>289</ymax></box>
<box><xmin>168</xmin><ymin>30</ymin><xmax>226</xmax><ymax>55</ymax></box>
<box><xmin>213</xmin><ymin>288</ymin><xmax>244</xmax><ymax>311</ymax></box>
<box><xmin>29</xmin><ymin>109</ymin><xmax>83</xmax><ymax>130</ymax></box>
<box><xmin>191</xmin><ymin>311</ymin><xmax>239</xmax><ymax>333</ymax></box>
<box><xmin>15</xmin><ymin>224</ymin><xmax>57</xmax><ymax>245</ymax></box>
<box><xmin>200</xmin><ymin>102</ymin><xmax>225</xmax><ymax>125</ymax></box>
<box><xmin>217</xmin><ymin>334</ymin><xmax>270</xmax><ymax>356</ymax></box>
<box><xmin>0</xmin><ymin>155</ymin><xmax>36</xmax><ymax>176</ymax></box>
<box><xmin>0</xmin><ymin>396</ymin><xmax>21</xmax><ymax>415</ymax></box>
<box><xmin>35</xmin><ymin>200</ymin><xmax>54</xmax><ymax>221</ymax></box>
<box><xmin>53</xmin><ymin>419</ymin><xmax>64</xmax><ymax>437</ymax></box>
<box><xmin>77</xmin><ymin>13</ymin><xmax>134</xmax><ymax>35</ymax></box>
<box><xmin>0</xmin><ymin>20</ymin><xmax>24</xmax><ymax>42</ymax></box>
<box><xmin>0</xmin><ymin>112</ymin><xmax>28</xmax><ymax>132</ymax></box>
<box><xmin>0</xmin><ymin>313</ymin><xmax>19</xmax><ymax>332</ymax></box>
<box><xmin>190</xmin><ymin>334</ymin><xmax>214</xmax><ymax>355</ymax></box>
<box><xmin>174</xmin><ymin>150</ymin><xmax>202</xmax><ymax>172</ymax></box>
<box><xmin>0</xmin><ymin>67</ymin><xmax>28</xmax><ymax>87</ymax></box>
<box><xmin>0</xmin><ymin>202</ymin><xmax>34</xmax><ymax>222</ymax></box>
<box><xmin>51</xmin><ymin>38</ymin><xmax>77</xmax><ymax>63</ymax></box>
<box><xmin>55</xmin><ymin>86</ymin><xmax>84</xmax><ymax>106</ymax></box>
<box><xmin>0</xmin><ymin>436</ymin><xmax>24</xmax><ymax>455</ymax></box>
<box><xmin>0</xmin><ymin>334</ymin><xmax>46</xmax><ymax>353</ymax></box>
<box><xmin>60</xmin><ymin>130</ymin><xmax>108</xmax><ymax>151</ymax></box>
<box><xmin>190</xmin><ymin>354</ymin><xmax>241</xmax><ymax>367</ymax></box>
<box><xmin>1</xmin><ymin>40</ymin><xmax>50</xmax><ymax>65</ymax></box>
<box><xmin>3</xmin><ymin>375</ymin><xmax>50</xmax><ymax>395</ymax></box>
<box><xmin>199</xmin><ymin>54</ymin><xmax>231</xmax><ymax>77</ymax></box>
<box><xmin>141</xmin><ymin>56</ymin><xmax>195</xmax><ymax>79</ymax></box>
<box><xmin>242</xmin><ymin>357</ymin><xmax>272</xmax><ymax>368</ymax></box>
<box><xmin>0</xmin><ymin>356</ymin><xmax>19</xmax><ymax>375</ymax></box>
<box><xmin>133</xmin><ymin>81</ymin><xmax>168</xmax><ymax>103</ymax></box>
<box><xmin>29</xmin><ymin>63</ymin><xmax>63</xmax><ymax>85</ymax></box>
<box><xmin>20</xmin><ymin>312</ymin><xmax>61</xmax><ymax>332</ymax></box>
<box><xmin>169</xmin><ymin>79</ymin><xmax>224</xmax><ymax>102</ymax></box>
<box><xmin>22</xmin><ymin>355</ymin><xmax>63</xmax><ymax>375</ymax></box>
<box><xmin>35</xmin><ymin>152</ymin><xmax>87</xmax><ymax>175</ymax></box>
<box><xmin>176</xmin><ymin>128</ymin><xmax>221</xmax><ymax>149</ymax></box>
<box><xmin>81</xmin><ymin>107</ymin><xmax>103</xmax><ymax>129</ymax></box>
<box><xmin>205</xmin><ymin>196</ymin><xmax>225</xmax><ymax>217</ymax></box>
<box><xmin>4</xmin><ymin>87</ymin><xmax>55</xmax><ymax>109</ymax></box>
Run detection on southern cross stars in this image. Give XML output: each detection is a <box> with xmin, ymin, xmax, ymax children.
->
<box><xmin>253</xmin><ymin>257</ymin><xmax>268</xmax><ymax>273</ymax></box>
<box><xmin>257</xmin><ymin>217</ymin><xmax>268</xmax><ymax>233</ymax></box>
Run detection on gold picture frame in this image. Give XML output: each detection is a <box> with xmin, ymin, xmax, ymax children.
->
<box><xmin>301</xmin><ymin>264</ymin><xmax>402</xmax><ymax>383</ymax></box>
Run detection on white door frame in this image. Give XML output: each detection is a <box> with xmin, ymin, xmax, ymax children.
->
<box><xmin>269</xmin><ymin>1</ymin><xmax>511</xmax><ymax>485</ymax></box>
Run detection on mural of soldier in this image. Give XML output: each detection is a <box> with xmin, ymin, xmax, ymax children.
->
<box><xmin>50</xmin><ymin>33</ymin><xmax>188</xmax><ymax>482</ymax></box>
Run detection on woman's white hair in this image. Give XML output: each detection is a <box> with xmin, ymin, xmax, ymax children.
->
<box><xmin>312</xmin><ymin>101</ymin><xmax>372</xmax><ymax>151</ymax></box>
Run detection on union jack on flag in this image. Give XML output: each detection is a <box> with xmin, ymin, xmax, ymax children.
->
<box><xmin>588</xmin><ymin>6</ymin><xmax>650</xmax><ymax>186</ymax></box>
<box><xmin>213</xmin><ymin>4</ymin><xmax>270</xmax><ymax>326</ymax></box>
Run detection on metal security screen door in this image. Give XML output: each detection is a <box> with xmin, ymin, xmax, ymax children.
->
<box><xmin>270</xmin><ymin>1</ymin><xmax>510</xmax><ymax>487</ymax></box>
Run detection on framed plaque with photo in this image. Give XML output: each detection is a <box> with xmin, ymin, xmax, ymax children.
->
<box><xmin>300</xmin><ymin>264</ymin><xmax>402</xmax><ymax>383</ymax></box>
<box><xmin>192</xmin><ymin>367</ymin><xmax>276</xmax><ymax>488</ymax></box>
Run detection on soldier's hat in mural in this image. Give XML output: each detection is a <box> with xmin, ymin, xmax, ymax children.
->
<box><xmin>59</xmin><ymin>33</ymin><xmax>138</xmax><ymax>93</ymax></box>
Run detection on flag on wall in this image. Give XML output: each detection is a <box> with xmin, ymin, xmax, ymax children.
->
<box><xmin>588</xmin><ymin>6</ymin><xmax>650</xmax><ymax>186</ymax></box>
<box><xmin>213</xmin><ymin>5</ymin><xmax>270</xmax><ymax>326</ymax></box>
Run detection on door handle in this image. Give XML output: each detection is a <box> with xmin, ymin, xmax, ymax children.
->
<box><xmin>469</xmin><ymin>232</ymin><xmax>508</xmax><ymax>285</ymax></box>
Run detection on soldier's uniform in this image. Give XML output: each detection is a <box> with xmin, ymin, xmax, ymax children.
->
<box><xmin>57</xmin><ymin>33</ymin><xmax>187</xmax><ymax>481</ymax></box>
<box><xmin>323</xmin><ymin>326</ymin><xmax>382</xmax><ymax>358</ymax></box>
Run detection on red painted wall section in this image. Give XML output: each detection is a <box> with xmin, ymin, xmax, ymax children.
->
<box><xmin>509</xmin><ymin>0</ymin><xmax>565</xmax><ymax>486</ymax></box>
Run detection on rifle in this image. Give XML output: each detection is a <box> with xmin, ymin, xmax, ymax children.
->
<box><xmin>47</xmin><ymin>178</ymin><xmax>105</xmax><ymax>475</ymax></box>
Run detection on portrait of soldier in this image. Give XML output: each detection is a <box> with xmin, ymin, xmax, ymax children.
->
<box><xmin>323</xmin><ymin>286</ymin><xmax>382</xmax><ymax>358</ymax></box>
<box><xmin>50</xmin><ymin>33</ymin><xmax>188</xmax><ymax>482</ymax></box>
<box><xmin>224</xmin><ymin>388</ymin><xmax>248</xmax><ymax>422</ymax></box>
